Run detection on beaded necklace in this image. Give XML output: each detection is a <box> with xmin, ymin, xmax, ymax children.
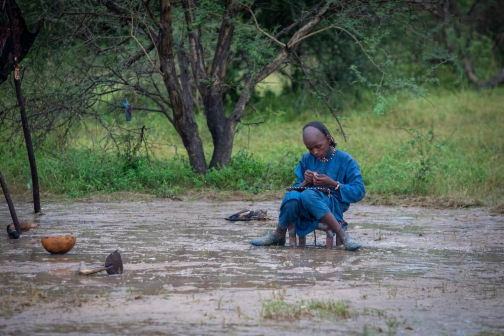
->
<box><xmin>317</xmin><ymin>147</ymin><xmax>336</xmax><ymax>163</ymax></box>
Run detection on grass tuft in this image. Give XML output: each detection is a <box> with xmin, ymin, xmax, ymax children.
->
<box><xmin>261</xmin><ymin>298</ymin><xmax>351</xmax><ymax>321</ymax></box>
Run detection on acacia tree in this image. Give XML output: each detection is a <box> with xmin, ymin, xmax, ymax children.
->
<box><xmin>70</xmin><ymin>0</ymin><xmax>343</xmax><ymax>174</ymax></box>
<box><xmin>8</xmin><ymin>0</ymin><xmax>446</xmax><ymax>174</ymax></box>
<box><xmin>418</xmin><ymin>0</ymin><xmax>504</xmax><ymax>89</ymax></box>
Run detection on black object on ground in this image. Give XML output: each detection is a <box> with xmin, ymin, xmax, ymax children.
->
<box><xmin>0</xmin><ymin>171</ymin><xmax>21</xmax><ymax>238</ymax></box>
<box><xmin>6</xmin><ymin>224</ymin><xmax>20</xmax><ymax>239</ymax></box>
<box><xmin>225</xmin><ymin>209</ymin><xmax>268</xmax><ymax>221</ymax></box>
<box><xmin>79</xmin><ymin>250</ymin><xmax>124</xmax><ymax>275</ymax></box>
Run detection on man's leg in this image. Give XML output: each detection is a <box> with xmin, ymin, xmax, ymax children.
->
<box><xmin>319</xmin><ymin>213</ymin><xmax>360</xmax><ymax>250</ymax></box>
<box><xmin>300</xmin><ymin>190</ymin><xmax>361</xmax><ymax>251</ymax></box>
<box><xmin>250</xmin><ymin>199</ymin><xmax>298</xmax><ymax>246</ymax></box>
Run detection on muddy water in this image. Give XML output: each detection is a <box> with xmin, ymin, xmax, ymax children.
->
<box><xmin>0</xmin><ymin>200</ymin><xmax>503</xmax><ymax>335</ymax></box>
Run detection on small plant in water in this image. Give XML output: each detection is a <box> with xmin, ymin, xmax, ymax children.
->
<box><xmin>386</xmin><ymin>317</ymin><xmax>400</xmax><ymax>336</ymax></box>
<box><xmin>306</xmin><ymin>299</ymin><xmax>351</xmax><ymax>319</ymax></box>
<box><xmin>271</xmin><ymin>287</ymin><xmax>287</xmax><ymax>301</ymax></box>
<box><xmin>260</xmin><ymin>297</ymin><xmax>350</xmax><ymax>321</ymax></box>
<box><xmin>387</xmin><ymin>284</ymin><xmax>399</xmax><ymax>299</ymax></box>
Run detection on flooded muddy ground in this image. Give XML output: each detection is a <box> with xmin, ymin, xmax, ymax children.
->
<box><xmin>0</xmin><ymin>200</ymin><xmax>503</xmax><ymax>335</ymax></box>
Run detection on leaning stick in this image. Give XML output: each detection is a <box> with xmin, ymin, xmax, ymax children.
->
<box><xmin>0</xmin><ymin>171</ymin><xmax>22</xmax><ymax>234</ymax></box>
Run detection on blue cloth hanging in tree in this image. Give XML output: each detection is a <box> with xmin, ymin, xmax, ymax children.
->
<box><xmin>123</xmin><ymin>98</ymin><xmax>132</xmax><ymax>121</ymax></box>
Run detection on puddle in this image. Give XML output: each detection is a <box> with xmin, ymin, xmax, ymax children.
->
<box><xmin>1</xmin><ymin>201</ymin><xmax>503</xmax><ymax>335</ymax></box>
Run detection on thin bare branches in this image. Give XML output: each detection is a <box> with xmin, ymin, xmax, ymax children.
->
<box><xmin>291</xmin><ymin>25</ymin><xmax>387</xmax><ymax>93</ymax></box>
<box><xmin>246</xmin><ymin>6</ymin><xmax>286</xmax><ymax>48</ymax></box>
<box><xmin>142</xmin><ymin>0</ymin><xmax>164</xmax><ymax>31</ymax></box>
<box><xmin>125</xmin><ymin>43</ymin><xmax>155</xmax><ymax>68</ymax></box>
<box><xmin>292</xmin><ymin>52</ymin><xmax>347</xmax><ymax>141</ymax></box>
<box><xmin>130</xmin><ymin>15</ymin><xmax>163</xmax><ymax>75</ymax></box>
<box><xmin>181</xmin><ymin>0</ymin><xmax>208</xmax><ymax>97</ymax></box>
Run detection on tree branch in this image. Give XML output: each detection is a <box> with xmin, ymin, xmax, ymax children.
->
<box><xmin>129</xmin><ymin>15</ymin><xmax>163</xmax><ymax>74</ymax></box>
<box><xmin>101</xmin><ymin>0</ymin><xmax>158</xmax><ymax>41</ymax></box>
<box><xmin>210</xmin><ymin>0</ymin><xmax>240</xmax><ymax>86</ymax></box>
<box><xmin>274</xmin><ymin>3</ymin><xmax>325</xmax><ymax>39</ymax></box>
<box><xmin>125</xmin><ymin>43</ymin><xmax>155</xmax><ymax>68</ymax></box>
<box><xmin>464</xmin><ymin>58</ymin><xmax>504</xmax><ymax>89</ymax></box>
<box><xmin>141</xmin><ymin>0</ymin><xmax>164</xmax><ymax>31</ymax></box>
<box><xmin>291</xmin><ymin>51</ymin><xmax>347</xmax><ymax>141</ymax></box>
<box><xmin>177</xmin><ymin>47</ymin><xmax>195</xmax><ymax>116</ymax></box>
<box><xmin>228</xmin><ymin>1</ymin><xmax>332</xmax><ymax>125</ymax></box>
<box><xmin>246</xmin><ymin>6</ymin><xmax>285</xmax><ymax>48</ymax></box>
<box><xmin>181</xmin><ymin>0</ymin><xmax>208</xmax><ymax>98</ymax></box>
<box><xmin>253</xmin><ymin>1</ymin><xmax>331</xmax><ymax>85</ymax></box>
<box><xmin>289</xmin><ymin>25</ymin><xmax>387</xmax><ymax>93</ymax></box>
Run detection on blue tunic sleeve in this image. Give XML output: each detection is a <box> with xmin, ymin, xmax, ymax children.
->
<box><xmin>293</xmin><ymin>158</ymin><xmax>305</xmax><ymax>187</ymax></box>
<box><xmin>338</xmin><ymin>155</ymin><xmax>366</xmax><ymax>204</ymax></box>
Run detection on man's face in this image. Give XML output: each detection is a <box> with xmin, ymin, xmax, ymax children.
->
<box><xmin>303</xmin><ymin>127</ymin><xmax>331</xmax><ymax>160</ymax></box>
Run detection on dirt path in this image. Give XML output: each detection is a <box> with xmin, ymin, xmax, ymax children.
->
<box><xmin>1</xmin><ymin>200</ymin><xmax>503</xmax><ymax>335</ymax></box>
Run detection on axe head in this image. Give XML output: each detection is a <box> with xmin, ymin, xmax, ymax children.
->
<box><xmin>105</xmin><ymin>250</ymin><xmax>123</xmax><ymax>275</ymax></box>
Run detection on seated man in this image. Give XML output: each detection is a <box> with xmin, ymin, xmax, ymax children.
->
<box><xmin>250</xmin><ymin>121</ymin><xmax>364</xmax><ymax>251</ymax></box>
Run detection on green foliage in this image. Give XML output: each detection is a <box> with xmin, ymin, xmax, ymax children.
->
<box><xmin>188</xmin><ymin>0</ymin><xmax>225</xmax><ymax>30</ymax></box>
<box><xmin>0</xmin><ymin>147</ymin><xmax>296</xmax><ymax>198</ymax></box>
<box><xmin>365</xmin><ymin>128</ymin><xmax>440</xmax><ymax>195</ymax></box>
<box><xmin>1</xmin><ymin>88</ymin><xmax>502</xmax><ymax>205</ymax></box>
<box><xmin>205</xmin><ymin>150</ymin><xmax>297</xmax><ymax>192</ymax></box>
<box><xmin>1</xmin><ymin>0</ymin><xmax>503</xmax><ymax>205</ymax></box>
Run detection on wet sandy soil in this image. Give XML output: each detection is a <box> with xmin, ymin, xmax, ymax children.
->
<box><xmin>0</xmin><ymin>200</ymin><xmax>503</xmax><ymax>335</ymax></box>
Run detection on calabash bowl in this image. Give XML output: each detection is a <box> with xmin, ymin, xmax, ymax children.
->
<box><xmin>41</xmin><ymin>236</ymin><xmax>76</xmax><ymax>254</ymax></box>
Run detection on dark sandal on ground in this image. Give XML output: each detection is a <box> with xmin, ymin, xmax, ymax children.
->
<box><xmin>226</xmin><ymin>209</ymin><xmax>268</xmax><ymax>221</ymax></box>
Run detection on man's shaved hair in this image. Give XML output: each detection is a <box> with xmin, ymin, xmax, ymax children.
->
<box><xmin>303</xmin><ymin>121</ymin><xmax>337</xmax><ymax>147</ymax></box>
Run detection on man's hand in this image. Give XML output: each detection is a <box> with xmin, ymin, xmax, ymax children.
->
<box><xmin>313</xmin><ymin>173</ymin><xmax>339</xmax><ymax>189</ymax></box>
<box><xmin>304</xmin><ymin>169</ymin><xmax>314</xmax><ymax>184</ymax></box>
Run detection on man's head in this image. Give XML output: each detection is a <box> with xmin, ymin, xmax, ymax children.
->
<box><xmin>302</xmin><ymin>121</ymin><xmax>336</xmax><ymax>160</ymax></box>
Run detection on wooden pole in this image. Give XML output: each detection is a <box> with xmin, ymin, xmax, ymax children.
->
<box><xmin>0</xmin><ymin>171</ymin><xmax>22</xmax><ymax>234</ymax></box>
<box><xmin>5</xmin><ymin>0</ymin><xmax>41</xmax><ymax>213</ymax></box>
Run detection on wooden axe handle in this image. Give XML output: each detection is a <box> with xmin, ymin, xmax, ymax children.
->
<box><xmin>79</xmin><ymin>266</ymin><xmax>107</xmax><ymax>275</ymax></box>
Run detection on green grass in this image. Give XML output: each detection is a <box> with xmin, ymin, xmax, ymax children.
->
<box><xmin>1</xmin><ymin>88</ymin><xmax>503</xmax><ymax>205</ymax></box>
<box><xmin>0</xmin><ymin>147</ymin><xmax>296</xmax><ymax>198</ymax></box>
<box><xmin>261</xmin><ymin>298</ymin><xmax>351</xmax><ymax>321</ymax></box>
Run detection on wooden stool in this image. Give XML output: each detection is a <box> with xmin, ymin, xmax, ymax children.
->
<box><xmin>287</xmin><ymin>222</ymin><xmax>346</xmax><ymax>248</ymax></box>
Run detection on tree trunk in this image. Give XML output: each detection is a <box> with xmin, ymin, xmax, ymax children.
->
<box><xmin>205</xmin><ymin>92</ymin><xmax>228</xmax><ymax>169</ymax></box>
<box><xmin>208</xmin><ymin>118</ymin><xmax>236</xmax><ymax>169</ymax></box>
<box><xmin>159</xmin><ymin>0</ymin><xmax>207</xmax><ymax>174</ymax></box>
<box><xmin>176</xmin><ymin>122</ymin><xmax>207</xmax><ymax>174</ymax></box>
<box><xmin>206</xmin><ymin>1</ymin><xmax>331</xmax><ymax>169</ymax></box>
<box><xmin>204</xmin><ymin>0</ymin><xmax>240</xmax><ymax>169</ymax></box>
<box><xmin>102</xmin><ymin>0</ymin><xmax>332</xmax><ymax>174</ymax></box>
<box><xmin>5</xmin><ymin>0</ymin><xmax>41</xmax><ymax>213</ymax></box>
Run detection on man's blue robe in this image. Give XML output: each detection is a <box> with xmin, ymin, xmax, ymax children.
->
<box><xmin>280</xmin><ymin>149</ymin><xmax>365</xmax><ymax>236</ymax></box>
